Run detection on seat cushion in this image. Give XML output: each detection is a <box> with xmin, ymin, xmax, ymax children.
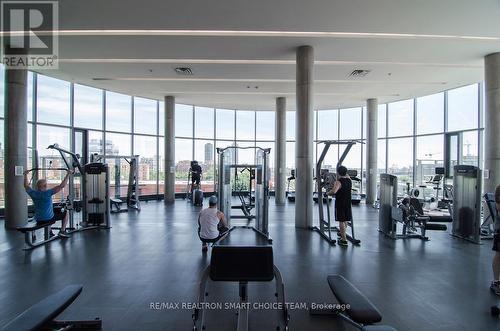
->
<box><xmin>327</xmin><ymin>275</ymin><xmax>382</xmax><ymax>324</ymax></box>
<box><xmin>1</xmin><ymin>285</ymin><xmax>83</xmax><ymax>331</ymax></box>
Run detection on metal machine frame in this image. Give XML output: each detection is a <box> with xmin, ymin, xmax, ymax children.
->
<box><xmin>450</xmin><ymin>165</ymin><xmax>482</xmax><ymax>244</ymax></box>
<box><xmin>216</xmin><ymin>146</ymin><xmax>271</xmax><ymax>242</ymax></box>
<box><xmin>90</xmin><ymin>154</ymin><xmax>141</xmax><ymax>212</ymax></box>
<box><xmin>312</xmin><ymin>140</ymin><xmax>363</xmax><ymax>245</ymax></box>
<box><xmin>48</xmin><ymin>144</ymin><xmax>111</xmax><ymax>232</ymax></box>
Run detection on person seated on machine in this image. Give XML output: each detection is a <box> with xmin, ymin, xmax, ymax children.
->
<box><xmin>490</xmin><ymin>184</ymin><xmax>500</xmax><ymax>295</ymax></box>
<box><xmin>198</xmin><ymin>196</ymin><xmax>229</xmax><ymax>252</ymax></box>
<box><xmin>23</xmin><ymin>169</ymin><xmax>73</xmax><ymax>238</ymax></box>
<box><xmin>327</xmin><ymin>165</ymin><xmax>352</xmax><ymax>247</ymax></box>
<box><xmin>191</xmin><ymin>161</ymin><xmax>202</xmax><ymax>190</ymax></box>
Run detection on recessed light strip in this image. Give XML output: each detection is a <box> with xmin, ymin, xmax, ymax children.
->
<box><xmin>93</xmin><ymin>77</ymin><xmax>447</xmax><ymax>85</ymax></box>
<box><xmin>59</xmin><ymin>58</ymin><xmax>481</xmax><ymax>68</ymax></box>
<box><xmin>1</xmin><ymin>29</ymin><xmax>499</xmax><ymax>41</ymax></box>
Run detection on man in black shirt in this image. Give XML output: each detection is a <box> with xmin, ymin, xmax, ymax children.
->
<box><xmin>191</xmin><ymin>161</ymin><xmax>202</xmax><ymax>189</ymax></box>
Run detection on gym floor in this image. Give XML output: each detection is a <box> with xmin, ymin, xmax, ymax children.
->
<box><xmin>0</xmin><ymin>199</ymin><xmax>497</xmax><ymax>331</ymax></box>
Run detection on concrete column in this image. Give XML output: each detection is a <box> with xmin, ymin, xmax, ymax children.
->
<box><xmin>4</xmin><ymin>68</ymin><xmax>28</xmax><ymax>229</ymax></box>
<box><xmin>295</xmin><ymin>46</ymin><xmax>314</xmax><ymax>228</ymax></box>
<box><xmin>275</xmin><ymin>97</ymin><xmax>286</xmax><ymax>204</ymax></box>
<box><xmin>164</xmin><ymin>96</ymin><xmax>175</xmax><ymax>203</ymax></box>
<box><xmin>366</xmin><ymin>98</ymin><xmax>378</xmax><ymax>204</ymax></box>
<box><xmin>484</xmin><ymin>53</ymin><xmax>500</xmax><ymax>194</ymax></box>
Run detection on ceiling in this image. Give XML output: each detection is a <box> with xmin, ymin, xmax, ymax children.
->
<box><xmin>34</xmin><ymin>0</ymin><xmax>500</xmax><ymax>110</ymax></box>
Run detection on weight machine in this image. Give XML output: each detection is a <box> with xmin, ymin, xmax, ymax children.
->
<box><xmin>312</xmin><ymin>140</ymin><xmax>363</xmax><ymax>245</ymax></box>
<box><xmin>47</xmin><ymin>144</ymin><xmax>110</xmax><ymax>232</ymax></box>
<box><xmin>216</xmin><ymin>146</ymin><xmax>271</xmax><ymax>241</ymax></box>
<box><xmin>90</xmin><ymin>154</ymin><xmax>141</xmax><ymax>213</ymax></box>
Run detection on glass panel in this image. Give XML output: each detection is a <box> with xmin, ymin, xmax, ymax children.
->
<box><xmin>387</xmin><ymin>137</ymin><xmax>413</xmax><ymax>195</ymax></box>
<box><xmin>256</xmin><ymin>111</ymin><xmax>275</xmax><ymax>141</ymax></box>
<box><xmin>378</xmin><ymin>104</ymin><xmax>387</xmax><ymax>138</ymax></box>
<box><xmin>236</xmin><ymin>141</ymin><xmax>256</xmax><ymax>164</ymax></box>
<box><xmin>134</xmin><ymin>135</ymin><xmax>158</xmax><ymax>195</ymax></box>
<box><xmin>236</xmin><ymin>111</ymin><xmax>255</xmax><ymax>140</ymax></box>
<box><xmin>37</xmin><ymin>75</ymin><xmax>70</xmax><ymax>126</ymax></box>
<box><xmin>257</xmin><ymin>142</ymin><xmax>275</xmax><ymax>190</ymax></box>
<box><xmin>378</xmin><ymin>139</ymin><xmax>387</xmax><ymax>174</ymax></box>
<box><xmin>74</xmin><ymin>84</ymin><xmax>103</xmax><ymax>130</ymax></box>
<box><xmin>340</xmin><ymin>107</ymin><xmax>362</xmax><ymax>139</ymax></box>
<box><xmin>106</xmin><ymin>132</ymin><xmax>131</xmax><ymax>155</ymax></box>
<box><xmin>0</xmin><ymin>65</ymin><xmax>4</xmax><ymax>117</ymax></box>
<box><xmin>194</xmin><ymin>106</ymin><xmax>214</xmax><ymax>139</ymax></box>
<box><xmin>106</xmin><ymin>91</ymin><xmax>131</xmax><ymax>132</ymax></box>
<box><xmin>447</xmin><ymin>84</ymin><xmax>479</xmax><ymax>131</ymax></box>
<box><xmin>36</xmin><ymin>125</ymin><xmax>70</xmax><ymax>202</ymax></box>
<box><xmin>415</xmin><ymin>134</ymin><xmax>444</xmax><ymax>186</ymax></box>
<box><xmin>462</xmin><ymin>131</ymin><xmax>479</xmax><ymax>166</ymax></box>
<box><xmin>285</xmin><ymin>141</ymin><xmax>295</xmax><ymax>192</ymax></box>
<box><xmin>158</xmin><ymin>102</ymin><xmax>165</xmax><ymax>136</ymax></box>
<box><xmin>388</xmin><ymin>99</ymin><xmax>414</xmax><ymax>137</ymax></box>
<box><xmin>341</xmin><ymin>144</ymin><xmax>362</xmax><ymax>192</ymax></box>
<box><xmin>194</xmin><ymin>139</ymin><xmax>215</xmax><ymax>192</ymax></box>
<box><xmin>317</xmin><ymin>109</ymin><xmax>338</xmax><ymax>140</ymax></box>
<box><xmin>362</xmin><ymin>107</ymin><xmax>367</xmax><ymax>139</ymax></box>
<box><xmin>134</xmin><ymin>97</ymin><xmax>157</xmax><ymax>135</ymax></box>
<box><xmin>286</xmin><ymin>111</ymin><xmax>295</xmax><ymax>141</ymax></box>
<box><xmin>175</xmin><ymin>104</ymin><xmax>193</xmax><ymax>137</ymax></box>
<box><xmin>175</xmin><ymin>138</ymin><xmax>193</xmax><ymax>193</ymax></box>
<box><xmin>159</xmin><ymin>138</ymin><xmax>164</xmax><ymax>193</ymax></box>
<box><xmin>88</xmin><ymin>130</ymin><xmax>104</xmax><ymax>158</ymax></box>
<box><xmin>416</xmin><ymin>92</ymin><xmax>444</xmax><ymax>135</ymax></box>
<box><xmin>216</xmin><ymin>109</ymin><xmax>235</xmax><ymax>140</ymax></box>
<box><xmin>27</xmin><ymin>72</ymin><xmax>33</xmax><ymax>122</ymax></box>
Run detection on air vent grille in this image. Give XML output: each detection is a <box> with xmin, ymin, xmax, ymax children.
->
<box><xmin>349</xmin><ymin>69</ymin><xmax>371</xmax><ymax>78</ymax></box>
<box><xmin>174</xmin><ymin>67</ymin><xmax>193</xmax><ymax>75</ymax></box>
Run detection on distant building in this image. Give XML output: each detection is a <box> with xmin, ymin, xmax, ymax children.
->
<box><xmin>204</xmin><ymin>143</ymin><xmax>213</xmax><ymax>163</ymax></box>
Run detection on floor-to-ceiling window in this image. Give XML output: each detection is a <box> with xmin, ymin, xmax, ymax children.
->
<box><xmin>0</xmin><ymin>63</ymin><xmax>485</xmax><ymax>206</ymax></box>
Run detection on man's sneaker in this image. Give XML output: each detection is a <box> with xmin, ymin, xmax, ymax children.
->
<box><xmin>338</xmin><ymin>239</ymin><xmax>348</xmax><ymax>247</ymax></box>
<box><xmin>490</xmin><ymin>281</ymin><xmax>500</xmax><ymax>296</ymax></box>
<box><xmin>58</xmin><ymin>231</ymin><xmax>70</xmax><ymax>239</ymax></box>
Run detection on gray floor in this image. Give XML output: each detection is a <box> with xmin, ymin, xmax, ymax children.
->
<box><xmin>0</xmin><ymin>198</ymin><xmax>498</xmax><ymax>331</ymax></box>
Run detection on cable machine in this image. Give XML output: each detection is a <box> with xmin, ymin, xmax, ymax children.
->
<box><xmin>216</xmin><ymin>146</ymin><xmax>271</xmax><ymax>242</ymax></box>
<box><xmin>90</xmin><ymin>154</ymin><xmax>141</xmax><ymax>213</ymax></box>
<box><xmin>47</xmin><ymin>144</ymin><xmax>110</xmax><ymax>231</ymax></box>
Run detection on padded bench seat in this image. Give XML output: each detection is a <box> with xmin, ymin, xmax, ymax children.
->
<box><xmin>16</xmin><ymin>220</ymin><xmax>56</xmax><ymax>233</ymax></box>
<box><xmin>327</xmin><ymin>275</ymin><xmax>382</xmax><ymax>324</ymax></box>
<box><xmin>1</xmin><ymin>285</ymin><xmax>82</xmax><ymax>331</ymax></box>
<box><xmin>362</xmin><ymin>325</ymin><xmax>397</xmax><ymax>331</ymax></box>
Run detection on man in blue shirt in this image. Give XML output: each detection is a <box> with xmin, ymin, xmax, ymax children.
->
<box><xmin>24</xmin><ymin>169</ymin><xmax>73</xmax><ymax>238</ymax></box>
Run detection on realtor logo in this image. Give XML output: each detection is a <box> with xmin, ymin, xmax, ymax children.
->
<box><xmin>1</xmin><ymin>1</ymin><xmax>58</xmax><ymax>69</ymax></box>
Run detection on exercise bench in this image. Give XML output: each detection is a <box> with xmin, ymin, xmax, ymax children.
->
<box><xmin>193</xmin><ymin>228</ymin><xmax>289</xmax><ymax>330</ymax></box>
<box><xmin>16</xmin><ymin>220</ymin><xmax>59</xmax><ymax>250</ymax></box>
<box><xmin>1</xmin><ymin>284</ymin><xmax>102</xmax><ymax>331</ymax></box>
<box><xmin>110</xmin><ymin>197</ymin><xmax>127</xmax><ymax>213</ymax></box>
<box><xmin>310</xmin><ymin>275</ymin><xmax>396</xmax><ymax>331</ymax></box>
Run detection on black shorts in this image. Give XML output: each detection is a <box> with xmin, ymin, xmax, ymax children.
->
<box><xmin>199</xmin><ymin>226</ymin><xmax>229</xmax><ymax>244</ymax></box>
<box><xmin>192</xmin><ymin>174</ymin><xmax>201</xmax><ymax>185</ymax></box>
<box><xmin>36</xmin><ymin>208</ymin><xmax>67</xmax><ymax>224</ymax></box>
<box><xmin>493</xmin><ymin>233</ymin><xmax>500</xmax><ymax>252</ymax></box>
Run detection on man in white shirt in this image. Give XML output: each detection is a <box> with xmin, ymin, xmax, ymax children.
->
<box><xmin>198</xmin><ymin>196</ymin><xmax>229</xmax><ymax>252</ymax></box>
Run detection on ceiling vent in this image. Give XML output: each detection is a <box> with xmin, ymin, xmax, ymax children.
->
<box><xmin>174</xmin><ymin>67</ymin><xmax>193</xmax><ymax>75</ymax></box>
<box><xmin>349</xmin><ymin>69</ymin><xmax>371</xmax><ymax>78</ymax></box>
<box><xmin>92</xmin><ymin>78</ymin><xmax>112</xmax><ymax>81</ymax></box>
